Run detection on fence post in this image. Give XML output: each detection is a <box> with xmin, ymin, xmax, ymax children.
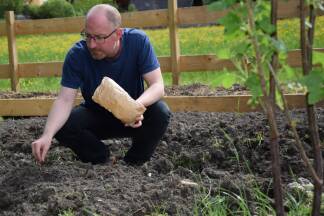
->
<box><xmin>5</xmin><ymin>11</ymin><xmax>19</xmax><ymax>92</ymax></box>
<box><xmin>168</xmin><ymin>0</ymin><xmax>180</xmax><ymax>85</ymax></box>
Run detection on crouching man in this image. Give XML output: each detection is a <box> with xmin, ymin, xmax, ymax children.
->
<box><xmin>31</xmin><ymin>4</ymin><xmax>170</xmax><ymax>165</ymax></box>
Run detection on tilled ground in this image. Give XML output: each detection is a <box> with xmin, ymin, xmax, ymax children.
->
<box><xmin>0</xmin><ymin>84</ymin><xmax>323</xmax><ymax>215</ymax></box>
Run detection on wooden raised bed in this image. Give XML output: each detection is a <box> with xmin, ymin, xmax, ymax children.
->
<box><xmin>0</xmin><ymin>94</ymin><xmax>323</xmax><ymax>116</ymax></box>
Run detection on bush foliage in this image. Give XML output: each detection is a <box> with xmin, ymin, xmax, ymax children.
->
<box><xmin>72</xmin><ymin>0</ymin><xmax>114</xmax><ymax>16</ymax></box>
<box><xmin>0</xmin><ymin>0</ymin><xmax>24</xmax><ymax>18</ymax></box>
<box><xmin>24</xmin><ymin>0</ymin><xmax>75</xmax><ymax>19</ymax></box>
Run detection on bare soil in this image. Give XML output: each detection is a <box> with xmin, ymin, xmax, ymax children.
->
<box><xmin>0</xmin><ymin>84</ymin><xmax>323</xmax><ymax>216</ymax></box>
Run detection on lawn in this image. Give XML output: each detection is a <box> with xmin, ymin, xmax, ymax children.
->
<box><xmin>0</xmin><ymin>16</ymin><xmax>324</xmax><ymax>92</ymax></box>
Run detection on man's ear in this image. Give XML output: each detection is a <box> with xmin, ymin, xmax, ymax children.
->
<box><xmin>116</xmin><ymin>28</ymin><xmax>123</xmax><ymax>39</ymax></box>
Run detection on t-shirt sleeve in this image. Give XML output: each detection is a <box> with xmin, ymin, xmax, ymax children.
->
<box><xmin>137</xmin><ymin>33</ymin><xmax>160</xmax><ymax>75</ymax></box>
<box><xmin>61</xmin><ymin>48</ymin><xmax>82</xmax><ymax>89</ymax></box>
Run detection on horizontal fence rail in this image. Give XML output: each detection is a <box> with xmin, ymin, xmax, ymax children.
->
<box><xmin>0</xmin><ymin>49</ymin><xmax>323</xmax><ymax>79</ymax></box>
<box><xmin>0</xmin><ymin>1</ymin><xmax>323</xmax><ymax>36</ymax></box>
<box><xmin>0</xmin><ymin>95</ymin><xmax>323</xmax><ymax>116</ymax></box>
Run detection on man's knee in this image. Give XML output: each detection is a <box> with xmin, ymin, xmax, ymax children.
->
<box><xmin>146</xmin><ymin>100</ymin><xmax>171</xmax><ymax>124</ymax></box>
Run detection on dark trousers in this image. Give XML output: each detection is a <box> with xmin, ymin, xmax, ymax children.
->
<box><xmin>55</xmin><ymin>100</ymin><xmax>171</xmax><ymax>165</ymax></box>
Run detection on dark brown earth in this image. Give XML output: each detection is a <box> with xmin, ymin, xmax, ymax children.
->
<box><xmin>0</xmin><ymin>84</ymin><xmax>323</xmax><ymax>215</ymax></box>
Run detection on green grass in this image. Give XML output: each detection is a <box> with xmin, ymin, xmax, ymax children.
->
<box><xmin>0</xmin><ymin>17</ymin><xmax>324</xmax><ymax>92</ymax></box>
<box><xmin>193</xmin><ymin>186</ymin><xmax>312</xmax><ymax>216</ymax></box>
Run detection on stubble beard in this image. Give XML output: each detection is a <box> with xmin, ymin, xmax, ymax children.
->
<box><xmin>89</xmin><ymin>40</ymin><xmax>119</xmax><ymax>60</ymax></box>
<box><xmin>89</xmin><ymin>50</ymin><xmax>105</xmax><ymax>60</ymax></box>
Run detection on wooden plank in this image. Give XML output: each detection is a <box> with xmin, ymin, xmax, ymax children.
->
<box><xmin>277</xmin><ymin>0</ymin><xmax>302</xmax><ymax>19</ymax></box>
<box><xmin>178</xmin><ymin>5</ymin><xmax>228</xmax><ymax>25</ymax></box>
<box><xmin>180</xmin><ymin>48</ymin><xmax>324</xmax><ymax>72</ymax></box>
<box><xmin>0</xmin><ymin>20</ymin><xmax>5</xmax><ymax>36</ymax></box>
<box><xmin>15</xmin><ymin>16</ymin><xmax>84</xmax><ymax>35</ymax></box>
<box><xmin>121</xmin><ymin>9</ymin><xmax>168</xmax><ymax>28</ymax></box>
<box><xmin>5</xmin><ymin>11</ymin><xmax>19</xmax><ymax>91</ymax></box>
<box><xmin>10</xmin><ymin>10</ymin><xmax>168</xmax><ymax>36</ymax></box>
<box><xmin>178</xmin><ymin>1</ymin><xmax>324</xmax><ymax>25</ymax></box>
<box><xmin>0</xmin><ymin>95</ymin><xmax>323</xmax><ymax>116</ymax></box>
<box><xmin>0</xmin><ymin>48</ymin><xmax>320</xmax><ymax>79</ymax></box>
<box><xmin>159</xmin><ymin>56</ymin><xmax>171</xmax><ymax>72</ymax></box>
<box><xmin>180</xmin><ymin>55</ymin><xmax>235</xmax><ymax>71</ymax></box>
<box><xmin>287</xmin><ymin>48</ymin><xmax>324</xmax><ymax>68</ymax></box>
<box><xmin>165</xmin><ymin>95</ymin><xmax>324</xmax><ymax>112</ymax></box>
<box><xmin>169</xmin><ymin>0</ymin><xmax>181</xmax><ymax>85</ymax></box>
<box><xmin>0</xmin><ymin>64</ymin><xmax>10</xmax><ymax>79</ymax></box>
<box><xmin>277</xmin><ymin>0</ymin><xmax>324</xmax><ymax>19</ymax></box>
<box><xmin>18</xmin><ymin>62</ymin><xmax>63</xmax><ymax>77</ymax></box>
<box><xmin>15</xmin><ymin>59</ymin><xmax>168</xmax><ymax>78</ymax></box>
<box><xmin>165</xmin><ymin>95</ymin><xmax>254</xmax><ymax>112</ymax></box>
<box><xmin>0</xmin><ymin>98</ymin><xmax>54</xmax><ymax>116</ymax></box>
<box><xmin>1</xmin><ymin>2</ymin><xmax>324</xmax><ymax>36</ymax></box>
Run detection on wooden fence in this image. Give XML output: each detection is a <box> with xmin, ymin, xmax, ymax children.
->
<box><xmin>0</xmin><ymin>0</ymin><xmax>323</xmax><ymax>115</ymax></box>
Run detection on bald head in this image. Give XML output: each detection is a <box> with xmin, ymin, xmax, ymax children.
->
<box><xmin>86</xmin><ymin>4</ymin><xmax>121</xmax><ymax>28</ymax></box>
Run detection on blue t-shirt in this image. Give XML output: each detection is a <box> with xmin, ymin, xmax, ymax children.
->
<box><xmin>61</xmin><ymin>28</ymin><xmax>160</xmax><ymax>110</ymax></box>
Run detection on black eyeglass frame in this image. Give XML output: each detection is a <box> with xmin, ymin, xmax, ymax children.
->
<box><xmin>80</xmin><ymin>29</ymin><xmax>117</xmax><ymax>44</ymax></box>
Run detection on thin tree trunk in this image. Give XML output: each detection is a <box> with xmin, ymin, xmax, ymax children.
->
<box><xmin>246</xmin><ymin>1</ymin><xmax>285</xmax><ymax>215</ymax></box>
<box><xmin>300</xmin><ymin>2</ymin><xmax>323</xmax><ymax>216</ymax></box>
<box><xmin>270</xmin><ymin>0</ymin><xmax>278</xmax><ymax>104</ymax></box>
<box><xmin>269</xmin><ymin>2</ymin><xmax>284</xmax><ymax>214</ymax></box>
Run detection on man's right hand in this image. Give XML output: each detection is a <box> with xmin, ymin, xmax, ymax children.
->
<box><xmin>31</xmin><ymin>135</ymin><xmax>52</xmax><ymax>164</ymax></box>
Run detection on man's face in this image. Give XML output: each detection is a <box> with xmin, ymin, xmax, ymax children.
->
<box><xmin>84</xmin><ymin>15</ymin><xmax>121</xmax><ymax>60</ymax></box>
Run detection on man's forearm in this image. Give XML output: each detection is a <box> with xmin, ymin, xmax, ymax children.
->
<box><xmin>42</xmin><ymin>98</ymin><xmax>75</xmax><ymax>139</ymax></box>
<box><xmin>137</xmin><ymin>82</ymin><xmax>164</xmax><ymax>107</ymax></box>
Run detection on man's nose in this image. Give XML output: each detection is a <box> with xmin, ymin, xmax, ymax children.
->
<box><xmin>87</xmin><ymin>38</ymin><xmax>97</xmax><ymax>48</ymax></box>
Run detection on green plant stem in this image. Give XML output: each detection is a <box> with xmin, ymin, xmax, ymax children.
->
<box><xmin>246</xmin><ymin>0</ymin><xmax>285</xmax><ymax>215</ymax></box>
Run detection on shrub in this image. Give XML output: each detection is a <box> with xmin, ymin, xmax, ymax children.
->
<box><xmin>0</xmin><ymin>0</ymin><xmax>24</xmax><ymax>18</ymax></box>
<box><xmin>23</xmin><ymin>4</ymin><xmax>41</xmax><ymax>19</ymax></box>
<box><xmin>38</xmin><ymin>0</ymin><xmax>75</xmax><ymax>19</ymax></box>
<box><xmin>72</xmin><ymin>0</ymin><xmax>115</xmax><ymax>16</ymax></box>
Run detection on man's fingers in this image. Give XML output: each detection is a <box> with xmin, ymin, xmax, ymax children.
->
<box><xmin>41</xmin><ymin>145</ymin><xmax>49</xmax><ymax>163</ymax></box>
<box><xmin>137</xmin><ymin>115</ymin><xmax>144</xmax><ymax>121</ymax></box>
<box><xmin>31</xmin><ymin>142</ymin><xmax>35</xmax><ymax>156</ymax></box>
<box><xmin>131</xmin><ymin>120</ymin><xmax>142</xmax><ymax>128</ymax></box>
<box><xmin>32</xmin><ymin>141</ymin><xmax>42</xmax><ymax>163</ymax></box>
<box><xmin>124</xmin><ymin>120</ymin><xmax>142</xmax><ymax>128</ymax></box>
<box><xmin>31</xmin><ymin>142</ymin><xmax>38</xmax><ymax>161</ymax></box>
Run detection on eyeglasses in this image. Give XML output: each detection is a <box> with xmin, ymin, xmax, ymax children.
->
<box><xmin>80</xmin><ymin>29</ymin><xmax>117</xmax><ymax>44</ymax></box>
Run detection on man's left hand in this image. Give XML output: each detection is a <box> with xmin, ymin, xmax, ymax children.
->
<box><xmin>125</xmin><ymin>115</ymin><xmax>144</xmax><ymax>128</ymax></box>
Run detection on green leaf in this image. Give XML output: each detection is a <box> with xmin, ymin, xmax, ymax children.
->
<box><xmin>257</xmin><ymin>17</ymin><xmax>275</xmax><ymax>34</ymax></box>
<box><xmin>275</xmin><ymin>90</ymin><xmax>284</xmax><ymax>110</ymax></box>
<box><xmin>280</xmin><ymin>65</ymin><xmax>296</xmax><ymax>81</ymax></box>
<box><xmin>233</xmin><ymin>42</ymin><xmax>250</xmax><ymax>56</ymax></box>
<box><xmin>313</xmin><ymin>51</ymin><xmax>324</xmax><ymax>66</ymax></box>
<box><xmin>215</xmin><ymin>46</ymin><xmax>231</xmax><ymax>59</ymax></box>
<box><xmin>207</xmin><ymin>1</ymin><xmax>225</xmax><ymax>11</ymax></box>
<box><xmin>300</xmin><ymin>69</ymin><xmax>324</xmax><ymax>104</ymax></box>
<box><xmin>208</xmin><ymin>0</ymin><xmax>237</xmax><ymax>11</ymax></box>
<box><xmin>218</xmin><ymin>11</ymin><xmax>241</xmax><ymax>35</ymax></box>
<box><xmin>220</xmin><ymin>73</ymin><xmax>237</xmax><ymax>88</ymax></box>
<box><xmin>308</xmin><ymin>89</ymin><xmax>324</xmax><ymax>104</ymax></box>
<box><xmin>245</xmin><ymin>73</ymin><xmax>263</xmax><ymax>104</ymax></box>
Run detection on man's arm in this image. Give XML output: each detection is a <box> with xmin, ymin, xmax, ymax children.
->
<box><xmin>136</xmin><ymin>67</ymin><xmax>164</xmax><ymax>107</ymax></box>
<box><xmin>126</xmin><ymin>67</ymin><xmax>164</xmax><ymax>128</ymax></box>
<box><xmin>32</xmin><ymin>86</ymin><xmax>77</xmax><ymax>163</ymax></box>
